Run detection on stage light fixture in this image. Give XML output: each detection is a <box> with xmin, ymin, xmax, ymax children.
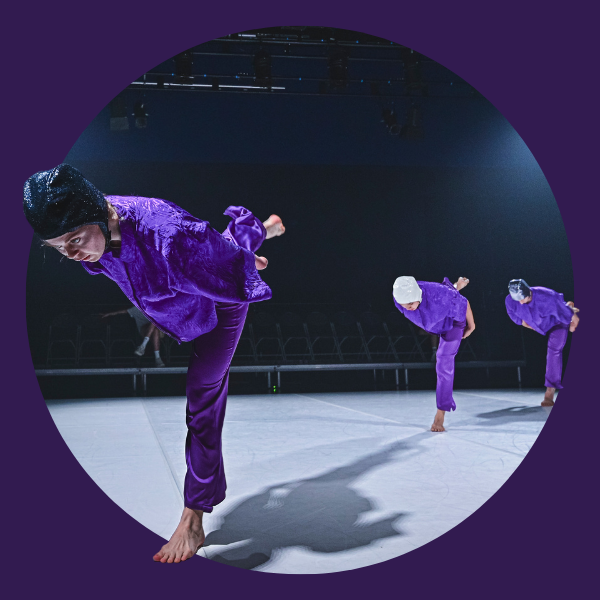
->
<box><xmin>254</xmin><ymin>49</ymin><xmax>272</xmax><ymax>88</ymax></box>
<box><xmin>174</xmin><ymin>51</ymin><xmax>194</xmax><ymax>83</ymax></box>
<box><xmin>133</xmin><ymin>101</ymin><xmax>148</xmax><ymax>129</ymax></box>
<box><xmin>109</xmin><ymin>96</ymin><xmax>129</xmax><ymax>131</ymax></box>
<box><xmin>328</xmin><ymin>49</ymin><xmax>349</xmax><ymax>88</ymax></box>
<box><xmin>400</xmin><ymin>105</ymin><xmax>424</xmax><ymax>140</ymax></box>
<box><xmin>381</xmin><ymin>108</ymin><xmax>400</xmax><ymax>135</ymax></box>
<box><xmin>401</xmin><ymin>48</ymin><xmax>428</xmax><ymax>95</ymax></box>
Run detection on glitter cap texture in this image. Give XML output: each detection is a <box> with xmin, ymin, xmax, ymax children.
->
<box><xmin>23</xmin><ymin>164</ymin><xmax>109</xmax><ymax>240</ymax></box>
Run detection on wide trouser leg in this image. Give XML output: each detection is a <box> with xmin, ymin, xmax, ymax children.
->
<box><xmin>184</xmin><ymin>301</ymin><xmax>248</xmax><ymax>512</ymax></box>
<box><xmin>183</xmin><ymin>206</ymin><xmax>265</xmax><ymax>512</ymax></box>
<box><xmin>435</xmin><ymin>320</ymin><xmax>466</xmax><ymax>412</ymax></box>
<box><xmin>545</xmin><ymin>324</ymin><xmax>569</xmax><ymax>390</ymax></box>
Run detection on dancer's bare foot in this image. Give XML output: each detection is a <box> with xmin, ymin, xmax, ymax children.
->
<box><xmin>255</xmin><ymin>255</ymin><xmax>268</xmax><ymax>270</ymax></box>
<box><xmin>541</xmin><ymin>387</ymin><xmax>555</xmax><ymax>407</ymax></box>
<box><xmin>153</xmin><ymin>508</ymin><xmax>205</xmax><ymax>563</ymax></box>
<box><xmin>431</xmin><ymin>409</ymin><xmax>446</xmax><ymax>432</ymax></box>
<box><xmin>455</xmin><ymin>277</ymin><xmax>470</xmax><ymax>291</ymax></box>
<box><xmin>263</xmin><ymin>214</ymin><xmax>286</xmax><ymax>239</ymax></box>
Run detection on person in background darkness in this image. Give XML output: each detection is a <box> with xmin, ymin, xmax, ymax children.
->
<box><xmin>505</xmin><ymin>279</ymin><xmax>579</xmax><ymax>407</ymax></box>
<box><xmin>101</xmin><ymin>305</ymin><xmax>166</xmax><ymax>367</ymax></box>
<box><xmin>24</xmin><ymin>164</ymin><xmax>285</xmax><ymax>564</ymax></box>
<box><xmin>393</xmin><ymin>275</ymin><xmax>475</xmax><ymax>432</ymax></box>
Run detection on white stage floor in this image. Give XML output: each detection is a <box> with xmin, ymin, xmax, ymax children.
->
<box><xmin>47</xmin><ymin>389</ymin><xmax>550</xmax><ymax>573</ymax></box>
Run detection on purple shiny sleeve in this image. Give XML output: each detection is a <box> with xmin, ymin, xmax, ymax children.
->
<box><xmin>505</xmin><ymin>295</ymin><xmax>523</xmax><ymax>325</ymax></box>
<box><xmin>221</xmin><ymin>206</ymin><xmax>266</xmax><ymax>253</ymax></box>
<box><xmin>551</xmin><ymin>290</ymin><xmax>575</xmax><ymax>325</ymax></box>
<box><xmin>166</xmin><ymin>216</ymin><xmax>271</xmax><ymax>304</ymax></box>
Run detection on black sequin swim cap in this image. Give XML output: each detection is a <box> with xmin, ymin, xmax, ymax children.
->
<box><xmin>23</xmin><ymin>164</ymin><xmax>109</xmax><ymax>241</ymax></box>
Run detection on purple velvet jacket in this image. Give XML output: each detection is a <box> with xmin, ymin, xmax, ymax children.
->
<box><xmin>505</xmin><ymin>286</ymin><xmax>573</xmax><ymax>336</ymax></box>
<box><xmin>394</xmin><ymin>277</ymin><xmax>468</xmax><ymax>335</ymax></box>
<box><xmin>81</xmin><ymin>196</ymin><xmax>271</xmax><ymax>342</ymax></box>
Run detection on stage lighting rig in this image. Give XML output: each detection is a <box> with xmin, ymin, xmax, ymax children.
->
<box><xmin>133</xmin><ymin>101</ymin><xmax>148</xmax><ymax>129</ymax></box>
<box><xmin>381</xmin><ymin>108</ymin><xmax>400</xmax><ymax>135</ymax></box>
<box><xmin>174</xmin><ymin>51</ymin><xmax>194</xmax><ymax>83</ymax></box>
<box><xmin>254</xmin><ymin>49</ymin><xmax>272</xmax><ymax>89</ymax></box>
<box><xmin>400</xmin><ymin>105</ymin><xmax>424</xmax><ymax>140</ymax></box>
<box><xmin>328</xmin><ymin>49</ymin><xmax>349</xmax><ymax>88</ymax></box>
<box><xmin>109</xmin><ymin>95</ymin><xmax>129</xmax><ymax>131</ymax></box>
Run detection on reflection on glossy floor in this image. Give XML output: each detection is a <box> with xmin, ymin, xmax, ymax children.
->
<box><xmin>47</xmin><ymin>389</ymin><xmax>551</xmax><ymax>573</ymax></box>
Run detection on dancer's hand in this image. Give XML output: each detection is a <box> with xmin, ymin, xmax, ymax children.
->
<box><xmin>462</xmin><ymin>326</ymin><xmax>475</xmax><ymax>339</ymax></box>
<box><xmin>521</xmin><ymin>320</ymin><xmax>533</xmax><ymax>329</ymax></box>
<box><xmin>255</xmin><ymin>255</ymin><xmax>268</xmax><ymax>270</ymax></box>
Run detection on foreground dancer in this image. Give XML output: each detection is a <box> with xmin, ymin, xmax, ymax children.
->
<box><xmin>24</xmin><ymin>164</ymin><xmax>285</xmax><ymax>563</ymax></box>
<box><xmin>393</xmin><ymin>276</ymin><xmax>475</xmax><ymax>432</ymax></box>
<box><xmin>505</xmin><ymin>279</ymin><xmax>579</xmax><ymax>407</ymax></box>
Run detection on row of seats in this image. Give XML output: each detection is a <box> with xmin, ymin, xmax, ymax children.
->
<box><xmin>44</xmin><ymin>310</ymin><xmax>477</xmax><ymax>367</ymax></box>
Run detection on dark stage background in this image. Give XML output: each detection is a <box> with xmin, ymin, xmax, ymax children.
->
<box><xmin>26</xmin><ymin>31</ymin><xmax>573</xmax><ymax>397</ymax></box>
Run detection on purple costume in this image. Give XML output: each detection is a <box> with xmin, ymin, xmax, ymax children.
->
<box><xmin>82</xmin><ymin>196</ymin><xmax>270</xmax><ymax>511</ymax></box>
<box><xmin>505</xmin><ymin>287</ymin><xmax>573</xmax><ymax>389</ymax></box>
<box><xmin>394</xmin><ymin>278</ymin><xmax>468</xmax><ymax>411</ymax></box>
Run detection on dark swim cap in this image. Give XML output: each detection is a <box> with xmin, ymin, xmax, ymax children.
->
<box><xmin>23</xmin><ymin>164</ymin><xmax>109</xmax><ymax>241</ymax></box>
<box><xmin>508</xmin><ymin>279</ymin><xmax>532</xmax><ymax>301</ymax></box>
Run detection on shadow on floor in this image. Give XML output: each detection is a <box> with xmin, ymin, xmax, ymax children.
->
<box><xmin>203</xmin><ymin>434</ymin><xmax>429</xmax><ymax>570</ymax></box>
<box><xmin>476</xmin><ymin>405</ymin><xmax>550</xmax><ymax>425</ymax></box>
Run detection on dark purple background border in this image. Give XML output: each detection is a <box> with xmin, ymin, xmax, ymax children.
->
<box><xmin>5</xmin><ymin>1</ymin><xmax>596</xmax><ymax>596</ymax></box>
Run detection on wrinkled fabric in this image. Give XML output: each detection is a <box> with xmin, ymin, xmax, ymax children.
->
<box><xmin>435</xmin><ymin>319</ymin><xmax>466</xmax><ymax>411</ymax></box>
<box><xmin>81</xmin><ymin>197</ymin><xmax>271</xmax><ymax>341</ymax></box>
<box><xmin>394</xmin><ymin>277</ymin><xmax>468</xmax><ymax>335</ymax></box>
<box><xmin>183</xmin><ymin>210</ymin><xmax>266</xmax><ymax>511</ymax></box>
<box><xmin>545</xmin><ymin>324</ymin><xmax>569</xmax><ymax>390</ymax></box>
<box><xmin>505</xmin><ymin>286</ymin><xmax>573</xmax><ymax>336</ymax></box>
<box><xmin>184</xmin><ymin>301</ymin><xmax>248</xmax><ymax>511</ymax></box>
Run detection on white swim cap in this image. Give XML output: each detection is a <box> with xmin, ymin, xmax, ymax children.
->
<box><xmin>393</xmin><ymin>276</ymin><xmax>422</xmax><ymax>304</ymax></box>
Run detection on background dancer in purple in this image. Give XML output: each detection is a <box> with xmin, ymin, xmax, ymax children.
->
<box><xmin>23</xmin><ymin>164</ymin><xmax>285</xmax><ymax>563</ymax></box>
<box><xmin>505</xmin><ymin>279</ymin><xmax>579</xmax><ymax>407</ymax></box>
<box><xmin>393</xmin><ymin>276</ymin><xmax>476</xmax><ymax>432</ymax></box>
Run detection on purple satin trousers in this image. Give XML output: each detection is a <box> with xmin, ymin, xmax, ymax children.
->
<box><xmin>545</xmin><ymin>324</ymin><xmax>569</xmax><ymax>390</ymax></box>
<box><xmin>435</xmin><ymin>319</ymin><xmax>466</xmax><ymax>412</ymax></box>
<box><xmin>184</xmin><ymin>207</ymin><xmax>265</xmax><ymax>512</ymax></box>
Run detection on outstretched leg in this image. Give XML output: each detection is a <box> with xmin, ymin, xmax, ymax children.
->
<box><xmin>433</xmin><ymin>319</ymin><xmax>465</xmax><ymax>432</ymax></box>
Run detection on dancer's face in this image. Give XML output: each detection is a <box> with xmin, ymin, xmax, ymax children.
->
<box><xmin>400</xmin><ymin>301</ymin><xmax>420</xmax><ymax>311</ymax></box>
<box><xmin>44</xmin><ymin>224</ymin><xmax>106</xmax><ymax>262</ymax></box>
<box><xmin>519</xmin><ymin>295</ymin><xmax>533</xmax><ymax>305</ymax></box>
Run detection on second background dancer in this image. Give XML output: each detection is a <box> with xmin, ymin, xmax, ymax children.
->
<box><xmin>393</xmin><ymin>276</ymin><xmax>475</xmax><ymax>432</ymax></box>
